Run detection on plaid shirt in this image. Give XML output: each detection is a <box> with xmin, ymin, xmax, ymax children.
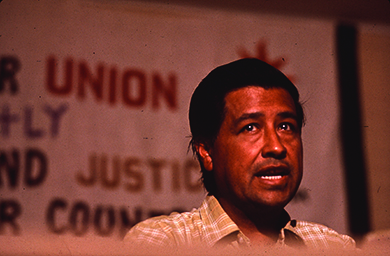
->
<box><xmin>124</xmin><ymin>196</ymin><xmax>355</xmax><ymax>250</ymax></box>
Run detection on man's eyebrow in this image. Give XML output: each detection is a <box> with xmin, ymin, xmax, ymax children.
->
<box><xmin>277</xmin><ymin>111</ymin><xmax>298</xmax><ymax>121</ymax></box>
<box><xmin>232</xmin><ymin>111</ymin><xmax>298</xmax><ymax>127</ymax></box>
<box><xmin>233</xmin><ymin>112</ymin><xmax>264</xmax><ymax>127</ymax></box>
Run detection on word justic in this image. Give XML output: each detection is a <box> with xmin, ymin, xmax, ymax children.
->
<box><xmin>77</xmin><ymin>153</ymin><xmax>202</xmax><ymax>193</ymax></box>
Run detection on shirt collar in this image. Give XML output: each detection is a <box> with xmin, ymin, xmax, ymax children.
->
<box><xmin>199</xmin><ymin>195</ymin><xmax>241</xmax><ymax>247</ymax></box>
<box><xmin>199</xmin><ymin>195</ymin><xmax>305</xmax><ymax>248</ymax></box>
<box><xmin>281</xmin><ymin>219</ymin><xmax>306</xmax><ymax>248</ymax></box>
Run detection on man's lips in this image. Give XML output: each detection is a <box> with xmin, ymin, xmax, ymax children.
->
<box><xmin>254</xmin><ymin>166</ymin><xmax>290</xmax><ymax>187</ymax></box>
<box><xmin>254</xmin><ymin>165</ymin><xmax>290</xmax><ymax>179</ymax></box>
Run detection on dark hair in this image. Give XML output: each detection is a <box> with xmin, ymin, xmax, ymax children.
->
<box><xmin>189</xmin><ymin>58</ymin><xmax>304</xmax><ymax>195</ymax></box>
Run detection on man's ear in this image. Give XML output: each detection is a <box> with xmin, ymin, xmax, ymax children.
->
<box><xmin>195</xmin><ymin>143</ymin><xmax>213</xmax><ymax>171</ymax></box>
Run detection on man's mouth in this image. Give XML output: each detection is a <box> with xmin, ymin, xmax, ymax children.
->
<box><xmin>260</xmin><ymin>175</ymin><xmax>283</xmax><ymax>180</ymax></box>
<box><xmin>255</xmin><ymin>165</ymin><xmax>290</xmax><ymax>181</ymax></box>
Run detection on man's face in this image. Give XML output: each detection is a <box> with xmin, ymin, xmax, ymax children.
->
<box><xmin>210</xmin><ymin>86</ymin><xmax>303</xmax><ymax>211</ymax></box>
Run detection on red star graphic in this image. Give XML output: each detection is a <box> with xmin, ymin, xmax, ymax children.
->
<box><xmin>237</xmin><ymin>41</ymin><xmax>296</xmax><ymax>82</ymax></box>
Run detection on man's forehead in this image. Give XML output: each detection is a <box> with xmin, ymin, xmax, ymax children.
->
<box><xmin>223</xmin><ymin>86</ymin><xmax>297</xmax><ymax>115</ymax></box>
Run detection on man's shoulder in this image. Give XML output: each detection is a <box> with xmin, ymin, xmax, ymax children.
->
<box><xmin>292</xmin><ymin>220</ymin><xmax>356</xmax><ymax>248</ymax></box>
<box><xmin>124</xmin><ymin>208</ymin><xmax>202</xmax><ymax>247</ymax></box>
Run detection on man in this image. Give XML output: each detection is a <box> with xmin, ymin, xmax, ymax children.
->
<box><xmin>124</xmin><ymin>58</ymin><xmax>355</xmax><ymax>250</ymax></box>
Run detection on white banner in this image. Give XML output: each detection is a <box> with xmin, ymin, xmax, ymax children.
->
<box><xmin>0</xmin><ymin>0</ymin><xmax>348</xmax><ymax>240</ymax></box>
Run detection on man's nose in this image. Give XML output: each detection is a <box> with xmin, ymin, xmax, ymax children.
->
<box><xmin>261</xmin><ymin>128</ymin><xmax>287</xmax><ymax>159</ymax></box>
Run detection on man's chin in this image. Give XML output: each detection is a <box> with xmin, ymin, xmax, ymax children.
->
<box><xmin>250</xmin><ymin>193</ymin><xmax>294</xmax><ymax>210</ymax></box>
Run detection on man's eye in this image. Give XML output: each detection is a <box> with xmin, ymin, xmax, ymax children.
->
<box><xmin>279</xmin><ymin>123</ymin><xmax>293</xmax><ymax>131</ymax></box>
<box><xmin>243</xmin><ymin>124</ymin><xmax>257</xmax><ymax>132</ymax></box>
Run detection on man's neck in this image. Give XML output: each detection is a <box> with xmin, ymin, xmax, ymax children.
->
<box><xmin>216</xmin><ymin>196</ymin><xmax>289</xmax><ymax>246</ymax></box>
